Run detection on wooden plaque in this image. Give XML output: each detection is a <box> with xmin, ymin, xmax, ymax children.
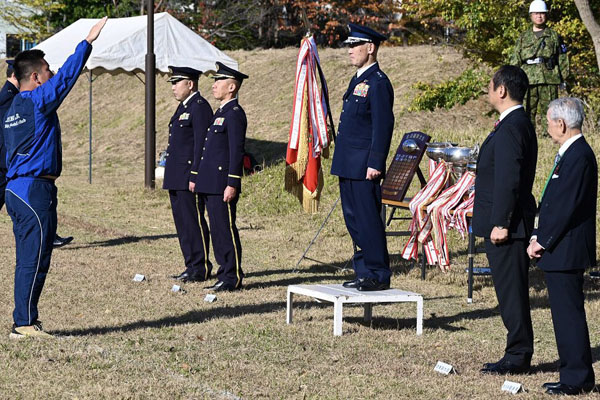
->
<box><xmin>382</xmin><ymin>131</ymin><xmax>431</xmax><ymax>202</ymax></box>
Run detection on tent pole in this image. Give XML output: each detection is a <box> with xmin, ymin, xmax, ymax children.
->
<box><xmin>89</xmin><ymin>70</ymin><xmax>93</xmax><ymax>184</ymax></box>
<box><xmin>144</xmin><ymin>0</ymin><xmax>156</xmax><ymax>189</ymax></box>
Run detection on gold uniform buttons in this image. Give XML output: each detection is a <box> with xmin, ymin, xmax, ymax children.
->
<box><xmin>187</xmin><ymin>160</ymin><xmax>191</xmax><ymax>164</ymax></box>
<box><xmin>218</xmin><ymin>166</ymin><xmax>222</xmax><ymax>171</ymax></box>
<box><xmin>201</xmin><ymin>157</ymin><xmax>204</xmax><ymax>160</ymax></box>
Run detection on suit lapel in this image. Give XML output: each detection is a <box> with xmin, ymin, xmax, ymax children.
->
<box><xmin>478</xmin><ymin>107</ymin><xmax>525</xmax><ymax>163</ymax></box>
<box><xmin>343</xmin><ymin>75</ymin><xmax>357</xmax><ymax>100</ymax></box>
<box><xmin>343</xmin><ymin>64</ymin><xmax>379</xmax><ymax>100</ymax></box>
<box><xmin>170</xmin><ymin>103</ymin><xmax>184</xmax><ymax>124</ymax></box>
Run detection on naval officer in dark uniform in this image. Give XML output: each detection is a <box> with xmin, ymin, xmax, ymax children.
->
<box><xmin>0</xmin><ymin>60</ymin><xmax>19</xmax><ymax>210</ymax></box>
<box><xmin>195</xmin><ymin>62</ymin><xmax>248</xmax><ymax>292</ymax></box>
<box><xmin>164</xmin><ymin>66</ymin><xmax>214</xmax><ymax>282</ymax></box>
<box><xmin>331</xmin><ymin>24</ymin><xmax>395</xmax><ymax>292</ymax></box>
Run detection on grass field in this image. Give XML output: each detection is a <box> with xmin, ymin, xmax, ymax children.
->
<box><xmin>0</xmin><ymin>44</ymin><xmax>599</xmax><ymax>399</ymax></box>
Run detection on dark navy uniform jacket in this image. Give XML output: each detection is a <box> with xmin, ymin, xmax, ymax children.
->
<box><xmin>472</xmin><ymin>107</ymin><xmax>538</xmax><ymax>239</ymax></box>
<box><xmin>0</xmin><ymin>80</ymin><xmax>18</xmax><ymax>169</ymax></box>
<box><xmin>534</xmin><ymin>136</ymin><xmax>597</xmax><ymax>271</ymax></box>
<box><xmin>331</xmin><ymin>63</ymin><xmax>394</xmax><ymax>179</ymax></box>
<box><xmin>194</xmin><ymin>98</ymin><xmax>246</xmax><ymax>194</ymax></box>
<box><xmin>162</xmin><ymin>91</ymin><xmax>213</xmax><ymax>191</ymax></box>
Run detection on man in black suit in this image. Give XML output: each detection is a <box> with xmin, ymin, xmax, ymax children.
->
<box><xmin>527</xmin><ymin>97</ymin><xmax>596</xmax><ymax>395</ymax></box>
<box><xmin>164</xmin><ymin>66</ymin><xmax>214</xmax><ymax>282</ymax></box>
<box><xmin>473</xmin><ymin>65</ymin><xmax>538</xmax><ymax>374</ymax></box>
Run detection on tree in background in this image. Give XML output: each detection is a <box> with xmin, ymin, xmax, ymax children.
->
<box><xmin>575</xmin><ymin>0</ymin><xmax>600</xmax><ymax>72</ymax></box>
<box><xmin>177</xmin><ymin>0</ymin><xmax>401</xmax><ymax>49</ymax></box>
<box><xmin>403</xmin><ymin>0</ymin><xmax>600</xmax><ymax>113</ymax></box>
<box><xmin>0</xmin><ymin>0</ymin><xmax>65</xmax><ymax>41</ymax></box>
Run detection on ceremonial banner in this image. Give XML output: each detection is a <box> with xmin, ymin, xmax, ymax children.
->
<box><xmin>285</xmin><ymin>36</ymin><xmax>331</xmax><ymax>213</ymax></box>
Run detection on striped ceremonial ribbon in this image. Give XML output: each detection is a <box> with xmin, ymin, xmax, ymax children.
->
<box><xmin>450</xmin><ymin>188</ymin><xmax>475</xmax><ymax>239</ymax></box>
<box><xmin>402</xmin><ymin>161</ymin><xmax>449</xmax><ymax>261</ymax></box>
<box><xmin>426</xmin><ymin>172</ymin><xmax>476</xmax><ymax>270</ymax></box>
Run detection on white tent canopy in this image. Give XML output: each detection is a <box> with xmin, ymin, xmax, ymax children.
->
<box><xmin>33</xmin><ymin>12</ymin><xmax>237</xmax><ymax>74</ymax></box>
<box><xmin>30</xmin><ymin>13</ymin><xmax>238</xmax><ymax>184</ymax></box>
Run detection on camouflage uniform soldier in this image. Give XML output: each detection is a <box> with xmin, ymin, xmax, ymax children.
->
<box><xmin>510</xmin><ymin>0</ymin><xmax>568</xmax><ymax>133</ymax></box>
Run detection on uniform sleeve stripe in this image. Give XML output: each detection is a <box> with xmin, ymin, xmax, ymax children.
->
<box><xmin>190</xmin><ymin>171</ymin><xmax>198</xmax><ymax>175</ymax></box>
<box><xmin>228</xmin><ymin>174</ymin><xmax>241</xmax><ymax>179</ymax></box>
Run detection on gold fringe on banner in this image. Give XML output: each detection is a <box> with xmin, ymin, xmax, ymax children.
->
<box><xmin>285</xmin><ymin>85</ymin><xmax>324</xmax><ymax>213</ymax></box>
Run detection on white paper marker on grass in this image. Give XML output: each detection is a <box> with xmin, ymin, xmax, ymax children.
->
<box><xmin>434</xmin><ymin>361</ymin><xmax>457</xmax><ymax>375</ymax></box>
<box><xmin>171</xmin><ymin>285</ymin><xmax>185</xmax><ymax>293</ymax></box>
<box><xmin>204</xmin><ymin>294</ymin><xmax>217</xmax><ymax>303</ymax></box>
<box><xmin>132</xmin><ymin>274</ymin><xmax>146</xmax><ymax>282</ymax></box>
<box><xmin>501</xmin><ymin>380</ymin><xmax>524</xmax><ymax>394</ymax></box>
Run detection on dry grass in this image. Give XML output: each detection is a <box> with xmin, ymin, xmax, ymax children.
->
<box><xmin>0</xmin><ymin>44</ymin><xmax>599</xmax><ymax>399</ymax></box>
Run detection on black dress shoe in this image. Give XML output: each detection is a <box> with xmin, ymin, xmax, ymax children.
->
<box><xmin>480</xmin><ymin>359</ymin><xmax>530</xmax><ymax>375</ymax></box>
<box><xmin>542</xmin><ymin>382</ymin><xmax>561</xmax><ymax>390</ymax></box>
<box><xmin>171</xmin><ymin>271</ymin><xmax>206</xmax><ymax>282</ymax></box>
<box><xmin>205</xmin><ymin>280</ymin><xmax>241</xmax><ymax>292</ymax></box>
<box><xmin>546</xmin><ymin>382</ymin><xmax>595</xmax><ymax>395</ymax></box>
<box><xmin>357</xmin><ymin>278</ymin><xmax>390</xmax><ymax>292</ymax></box>
<box><xmin>53</xmin><ymin>234</ymin><xmax>74</xmax><ymax>248</ymax></box>
<box><xmin>342</xmin><ymin>278</ymin><xmax>365</xmax><ymax>289</ymax></box>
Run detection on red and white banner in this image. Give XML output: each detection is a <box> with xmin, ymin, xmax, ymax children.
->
<box><xmin>285</xmin><ymin>36</ymin><xmax>331</xmax><ymax>213</ymax></box>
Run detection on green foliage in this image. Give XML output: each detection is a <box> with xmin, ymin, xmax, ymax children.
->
<box><xmin>48</xmin><ymin>0</ymin><xmax>140</xmax><ymax>30</ymax></box>
<box><xmin>409</xmin><ymin>68</ymin><xmax>490</xmax><ymax>111</ymax></box>
<box><xmin>0</xmin><ymin>0</ymin><xmax>65</xmax><ymax>41</ymax></box>
<box><xmin>403</xmin><ymin>0</ymin><xmax>600</xmax><ymax>113</ymax></box>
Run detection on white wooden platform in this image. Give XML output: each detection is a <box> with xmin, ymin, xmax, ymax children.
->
<box><xmin>286</xmin><ymin>284</ymin><xmax>423</xmax><ymax>336</ymax></box>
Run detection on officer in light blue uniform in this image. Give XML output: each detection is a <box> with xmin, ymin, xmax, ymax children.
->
<box><xmin>0</xmin><ymin>60</ymin><xmax>19</xmax><ymax>210</ymax></box>
<box><xmin>331</xmin><ymin>23</ymin><xmax>395</xmax><ymax>292</ymax></box>
<box><xmin>3</xmin><ymin>18</ymin><xmax>107</xmax><ymax>337</ymax></box>
<box><xmin>164</xmin><ymin>66</ymin><xmax>214</xmax><ymax>283</ymax></box>
<box><xmin>195</xmin><ymin>62</ymin><xmax>248</xmax><ymax>292</ymax></box>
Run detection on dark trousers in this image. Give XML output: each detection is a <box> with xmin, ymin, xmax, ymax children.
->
<box><xmin>339</xmin><ymin>178</ymin><xmax>391</xmax><ymax>284</ymax></box>
<box><xmin>5</xmin><ymin>177</ymin><xmax>57</xmax><ymax>326</ymax></box>
<box><xmin>485</xmin><ymin>238</ymin><xmax>533</xmax><ymax>365</ymax></box>
<box><xmin>202</xmin><ymin>194</ymin><xmax>243</xmax><ymax>288</ymax></box>
<box><xmin>545</xmin><ymin>269</ymin><xmax>594</xmax><ymax>387</ymax></box>
<box><xmin>169</xmin><ymin>190</ymin><xmax>212</xmax><ymax>279</ymax></box>
<box><xmin>0</xmin><ymin>168</ymin><xmax>7</xmax><ymax>210</ymax></box>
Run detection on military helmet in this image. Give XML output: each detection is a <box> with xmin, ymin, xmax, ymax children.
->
<box><xmin>529</xmin><ymin>0</ymin><xmax>548</xmax><ymax>13</ymax></box>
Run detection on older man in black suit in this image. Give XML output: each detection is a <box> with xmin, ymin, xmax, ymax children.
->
<box><xmin>527</xmin><ymin>97</ymin><xmax>596</xmax><ymax>395</ymax></box>
<box><xmin>473</xmin><ymin>65</ymin><xmax>538</xmax><ymax>374</ymax></box>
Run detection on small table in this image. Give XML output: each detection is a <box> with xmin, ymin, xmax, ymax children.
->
<box><xmin>286</xmin><ymin>284</ymin><xmax>423</xmax><ymax>336</ymax></box>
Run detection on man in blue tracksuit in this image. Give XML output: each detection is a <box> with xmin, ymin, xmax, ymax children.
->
<box><xmin>0</xmin><ymin>61</ymin><xmax>73</xmax><ymax>248</ymax></box>
<box><xmin>3</xmin><ymin>17</ymin><xmax>107</xmax><ymax>338</ymax></box>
